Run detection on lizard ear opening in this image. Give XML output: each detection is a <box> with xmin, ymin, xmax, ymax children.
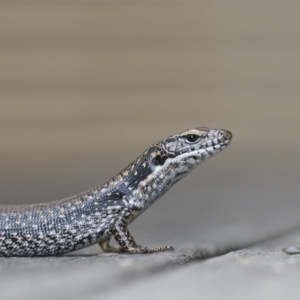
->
<box><xmin>151</xmin><ymin>153</ymin><xmax>167</xmax><ymax>166</ymax></box>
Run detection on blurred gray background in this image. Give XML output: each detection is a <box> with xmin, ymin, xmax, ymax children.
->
<box><xmin>0</xmin><ymin>0</ymin><xmax>300</xmax><ymax>251</ymax></box>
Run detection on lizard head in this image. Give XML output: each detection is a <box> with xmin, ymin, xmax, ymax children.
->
<box><xmin>123</xmin><ymin>127</ymin><xmax>232</xmax><ymax>210</ymax></box>
<box><xmin>148</xmin><ymin>127</ymin><xmax>232</xmax><ymax>180</ymax></box>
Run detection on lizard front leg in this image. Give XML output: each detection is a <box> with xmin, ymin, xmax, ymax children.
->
<box><xmin>111</xmin><ymin>216</ymin><xmax>174</xmax><ymax>254</ymax></box>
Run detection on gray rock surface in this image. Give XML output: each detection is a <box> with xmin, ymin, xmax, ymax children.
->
<box><xmin>2</xmin><ymin>228</ymin><xmax>300</xmax><ymax>300</ymax></box>
<box><xmin>109</xmin><ymin>229</ymin><xmax>300</xmax><ymax>300</ymax></box>
<box><xmin>0</xmin><ymin>225</ymin><xmax>298</xmax><ymax>300</ymax></box>
<box><xmin>0</xmin><ymin>248</ymin><xmax>229</xmax><ymax>300</ymax></box>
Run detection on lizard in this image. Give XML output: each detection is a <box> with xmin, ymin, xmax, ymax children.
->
<box><xmin>0</xmin><ymin>127</ymin><xmax>232</xmax><ymax>256</ymax></box>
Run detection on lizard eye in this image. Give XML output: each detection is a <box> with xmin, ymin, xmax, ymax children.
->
<box><xmin>185</xmin><ymin>134</ymin><xmax>200</xmax><ymax>143</ymax></box>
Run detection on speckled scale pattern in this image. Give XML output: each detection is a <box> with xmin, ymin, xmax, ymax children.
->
<box><xmin>0</xmin><ymin>127</ymin><xmax>232</xmax><ymax>256</ymax></box>
<box><xmin>0</xmin><ymin>191</ymin><xmax>119</xmax><ymax>256</ymax></box>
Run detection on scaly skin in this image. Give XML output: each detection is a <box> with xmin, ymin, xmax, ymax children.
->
<box><xmin>0</xmin><ymin>127</ymin><xmax>232</xmax><ymax>256</ymax></box>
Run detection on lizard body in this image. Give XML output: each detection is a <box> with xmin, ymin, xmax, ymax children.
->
<box><xmin>0</xmin><ymin>127</ymin><xmax>232</xmax><ymax>256</ymax></box>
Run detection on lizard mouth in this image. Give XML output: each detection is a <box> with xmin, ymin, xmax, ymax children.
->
<box><xmin>204</xmin><ymin>130</ymin><xmax>232</xmax><ymax>150</ymax></box>
<box><xmin>202</xmin><ymin>133</ymin><xmax>232</xmax><ymax>157</ymax></box>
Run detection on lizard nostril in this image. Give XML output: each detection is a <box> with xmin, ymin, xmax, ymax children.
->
<box><xmin>219</xmin><ymin>129</ymin><xmax>232</xmax><ymax>141</ymax></box>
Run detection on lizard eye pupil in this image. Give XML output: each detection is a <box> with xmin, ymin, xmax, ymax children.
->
<box><xmin>186</xmin><ymin>134</ymin><xmax>200</xmax><ymax>143</ymax></box>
